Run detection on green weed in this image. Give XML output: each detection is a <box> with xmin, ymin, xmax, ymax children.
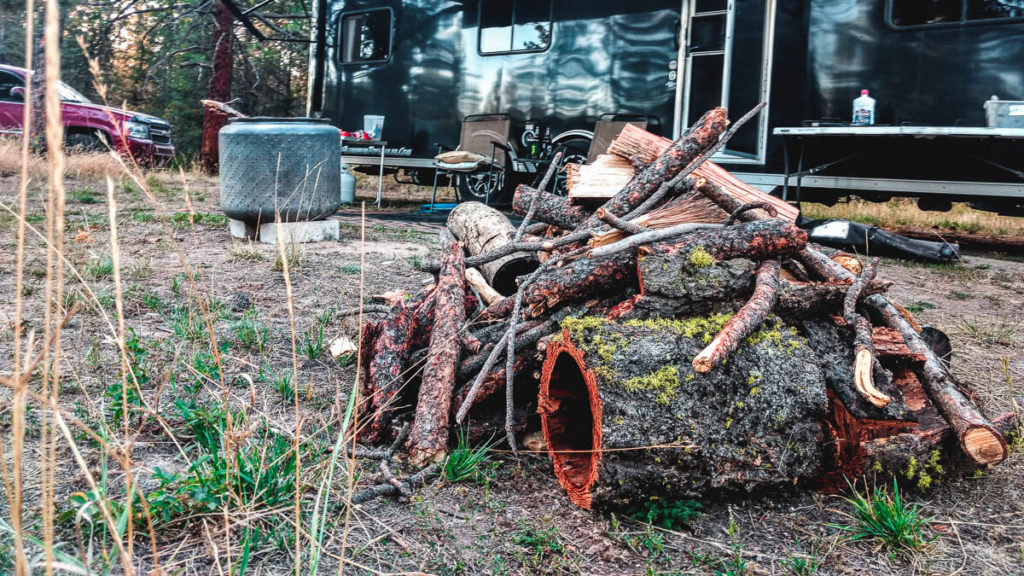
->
<box><xmin>443</xmin><ymin>428</ymin><xmax>498</xmax><ymax>483</ymax></box>
<box><xmin>232</xmin><ymin>307</ymin><xmax>268</xmax><ymax>352</ymax></box>
<box><xmin>832</xmin><ymin>478</ymin><xmax>934</xmax><ymax>554</ymax></box>
<box><xmin>102</xmin><ymin>328</ymin><xmax>148</xmax><ymax>422</ymax></box>
<box><xmin>86</xmin><ymin>255</ymin><xmax>115</xmax><ymax>279</ymax></box>
<box><xmin>627</xmin><ymin>498</ymin><xmax>702</xmax><ymax>530</ymax></box>
<box><xmin>273</xmin><ymin>239</ymin><xmax>303</xmax><ymax>271</ymax></box>
<box><xmin>338</xmin><ymin>264</ymin><xmax>362</xmax><ymax>275</ymax></box>
<box><xmin>258</xmin><ymin>365</ymin><xmax>296</xmax><ymax>402</ymax></box>
<box><xmin>904</xmin><ymin>301</ymin><xmax>936</xmax><ymax>314</ymax></box>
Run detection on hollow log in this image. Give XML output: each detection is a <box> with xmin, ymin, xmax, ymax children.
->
<box><xmin>407</xmin><ymin>239</ymin><xmax>466</xmax><ymax>465</ymax></box>
<box><xmin>512</xmin><ymin>185</ymin><xmax>592</xmax><ymax>231</ymax></box>
<box><xmin>448</xmin><ymin>202</ymin><xmax>539</xmax><ymax>296</ymax></box>
<box><xmin>538</xmin><ymin>317</ymin><xmax>827</xmax><ymax>509</ymax></box>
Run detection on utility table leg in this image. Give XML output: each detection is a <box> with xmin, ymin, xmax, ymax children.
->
<box><xmin>376</xmin><ymin>144</ymin><xmax>386</xmax><ymax>208</ymax></box>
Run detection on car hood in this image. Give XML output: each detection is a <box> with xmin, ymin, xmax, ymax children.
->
<box><xmin>66</xmin><ymin>101</ymin><xmax>170</xmax><ymax>125</ymax></box>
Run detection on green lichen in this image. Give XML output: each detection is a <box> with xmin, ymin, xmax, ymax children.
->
<box><xmin>623</xmin><ymin>313</ymin><xmax>733</xmax><ymax>344</ymax></box>
<box><xmin>688</xmin><ymin>247</ymin><xmax>716</xmax><ymax>269</ymax></box>
<box><xmin>904</xmin><ymin>450</ymin><xmax>944</xmax><ymax>490</ymax></box>
<box><xmin>622</xmin><ymin>365</ymin><xmax>681</xmax><ymax>406</ymax></box>
<box><xmin>724</xmin><ymin>417</ymin><xmax>733</xmax><ymax>429</ymax></box>
<box><xmin>743</xmin><ymin>319</ymin><xmax>804</xmax><ymax>354</ymax></box>
<box><xmin>872</xmin><ymin>460</ymin><xmax>884</xmax><ymax>473</ymax></box>
<box><xmin>614</xmin><ymin>416</ymin><xmax>624</xmax><ymax>425</ymax></box>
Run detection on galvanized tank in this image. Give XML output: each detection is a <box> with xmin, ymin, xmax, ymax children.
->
<box><xmin>219</xmin><ymin>117</ymin><xmax>340</xmax><ymax>224</ymax></box>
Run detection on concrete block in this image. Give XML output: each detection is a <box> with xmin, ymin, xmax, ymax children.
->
<box><xmin>258</xmin><ymin>219</ymin><xmax>339</xmax><ymax>244</ymax></box>
<box><xmin>229</xmin><ymin>218</ymin><xmax>258</xmax><ymax>239</ymax></box>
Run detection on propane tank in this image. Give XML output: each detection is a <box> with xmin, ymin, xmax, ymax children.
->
<box><xmin>340</xmin><ymin>161</ymin><xmax>356</xmax><ymax>204</ymax></box>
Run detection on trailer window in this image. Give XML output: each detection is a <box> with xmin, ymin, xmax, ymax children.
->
<box><xmin>889</xmin><ymin>0</ymin><xmax>1024</xmax><ymax>27</ymax></box>
<box><xmin>338</xmin><ymin>8</ymin><xmax>392</xmax><ymax>64</ymax></box>
<box><xmin>479</xmin><ymin>0</ymin><xmax>552</xmax><ymax>54</ymax></box>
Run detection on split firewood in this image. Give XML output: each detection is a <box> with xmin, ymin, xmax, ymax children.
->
<box><xmin>360</xmin><ymin>302</ymin><xmax>416</xmax><ymax>443</ymax></box>
<box><xmin>465</xmin><ymin>267</ymin><xmax>504</xmax><ymax>305</ymax></box>
<box><xmin>447</xmin><ymin>202</ymin><xmax>539</xmax><ymax>296</ymax></box>
<box><xmin>407</xmin><ymin>236</ymin><xmax>467</xmax><ymax>466</ymax></box>
<box><xmin>580</xmin><ymin>107</ymin><xmax>729</xmax><ymax>228</ymax></box>
<box><xmin>692</xmin><ymin>260</ymin><xmax>781</xmax><ymax>373</ymax></box>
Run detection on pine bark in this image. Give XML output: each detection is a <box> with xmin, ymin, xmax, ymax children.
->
<box><xmin>407</xmin><ymin>240</ymin><xmax>466</xmax><ymax>465</ymax></box>
<box><xmin>200</xmin><ymin>1</ymin><xmax>235</xmax><ymax>174</ymax></box>
<box><xmin>512</xmin><ymin>185</ymin><xmax>592</xmax><ymax>231</ymax></box>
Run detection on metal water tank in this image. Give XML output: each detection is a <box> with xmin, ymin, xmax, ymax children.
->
<box><xmin>220</xmin><ymin>117</ymin><xmax>340</xmax><ymax>224</ymax></box>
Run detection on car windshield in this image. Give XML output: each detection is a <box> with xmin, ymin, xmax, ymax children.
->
<box><xmin>57</xmin><ymin>81</ymin><xmax>92</xmax><ymax>104</ymax></box>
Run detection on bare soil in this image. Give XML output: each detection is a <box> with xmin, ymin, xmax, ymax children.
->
<box><xmin>1</xmin><ymin>171</ymin><xmax>1022</xmax><ymax>575</ymax></box>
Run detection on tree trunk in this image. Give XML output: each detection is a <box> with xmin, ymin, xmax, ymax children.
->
<box><xmin>447</xmin><ymin>202</ymin><xmax>539</xmax><ymax>296</ymax></box>
<box><xmin>407</xmin><ymin>240</ymin><xmax>466</xmax><ymax>465</ymax></box>
<box><xmin>200</xmin><ymin>1</ymin><xmax>234</xmax><ymax>174</ymax></box>
<box><xmin>539</xmin><ymin>317</ymin><xmax>827</xmax><ymax>509</ymax></box>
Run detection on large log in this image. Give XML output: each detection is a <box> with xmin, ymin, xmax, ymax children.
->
<box><xmin>521</xmin><ymin>220</ymin><xmax>807</xmax><ymax>318</ymax></box>
<box><xmin>448</xmin><ymin>202</ymin><xmax>539</xmax><ymax>296</ymax></box>
<box><xmin>512</xmin><ymin>185</ymin><xmax>592</xmax><ymax>231</ymax></box>
<box><xmin>538</xmin><ymin>317</ymin><xmax>827</xmax><ymax>509</ymax></box>
<box><xmin>407</xmin><ymin>239</ymin><xmax>466</xmax><ymax>465</ymax></box>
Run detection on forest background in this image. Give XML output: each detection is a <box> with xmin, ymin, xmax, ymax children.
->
<box><xmin>0</xmin><ymin>0</ymin><xmax>310</xmax><ymax>163</ymax></box>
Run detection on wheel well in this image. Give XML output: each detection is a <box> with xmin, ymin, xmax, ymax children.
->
<box><xmin>65</xmin><ymin>126</ymin><xmax>110</xmax><ymax>143</ymax></box>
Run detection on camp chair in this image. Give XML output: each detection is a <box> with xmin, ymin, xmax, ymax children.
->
<box><xmin>547</xmin><ymin>113</ymin><xmax>652</xmax><ymax>195</ymax></box>
<box><xmin>429</xmin><ymin>113</ymin><xmax>512</xmax><ymax>209</ymax></box>
<box><xmin>586</xmin><ymin>113</ymin><xmax>651</xmax><ymax>164</ymax></box>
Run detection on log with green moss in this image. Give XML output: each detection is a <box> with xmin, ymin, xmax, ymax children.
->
<box><xmin>538</xmin><ymin>315</ymin><xmax>827</xmax><ymax>509</ymax></box>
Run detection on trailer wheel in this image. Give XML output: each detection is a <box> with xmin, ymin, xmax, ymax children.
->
<box><xmin>458</xmin><ymin>165</ymin><xmax>509</xmax><ymax>204</ymax></box>
<box><xmin>551</xmin><ymin>137</ymin><xmax>590</xmax><ymax>196</ymax></box>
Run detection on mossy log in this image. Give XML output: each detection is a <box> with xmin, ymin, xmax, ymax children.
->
<box><xmin>538</xmin><ymin>316</ymin><xmax>827</xmax><ymax>509</ymax></box>
<box><xmin>522</xmin><ymin>219</ymin><xmax>807</xmax><ymax>318</ymax></box>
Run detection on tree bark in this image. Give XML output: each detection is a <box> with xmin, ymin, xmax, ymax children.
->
<box><xmin>360</xmin><ymin>303</ymin><xmax>415</xmax><ymax>443</ymax></box>
<box><xmin>539</xmin><ymin>318</ymin><xmax>827</xmax><ymax>509</ymax></box>
<box><xmin>407</xmin><ymin>240</ymin><xmax>466</xmax><ymax>465</ymax></box>
<box><xmin>447</xmin><ymin>202</ymin><xmax>539</xmax><ymax>296</ymax></box>
<box><xmin>512</xmin><ymin>185</ymin><xmax>592</xmax><ymax>231</ymax></box>
<box><xmin>692</xmin><ymin>260</ymin><xmax>780</xmax><ymax>373</ymax></box>
<box><xmin>866</xmin><ymin>294</ymin><xmax>1008</xmax><ymax>465</ymax></box>
<box><xmin>200</xmin><ymin>1</ymin><xmax>234</xmax><ymax>174</ymax></box>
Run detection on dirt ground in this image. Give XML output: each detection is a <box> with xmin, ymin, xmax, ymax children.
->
<box><xmin>1</xmin><ymin>169</ymin><xmax>1022</xmax><ymax>575</ymax></box>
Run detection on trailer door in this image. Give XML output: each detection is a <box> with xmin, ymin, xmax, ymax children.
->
<box><xmin>679</xmin><ymin>0</ymin><xmax>775</xmax><ymax>164</ymax></box>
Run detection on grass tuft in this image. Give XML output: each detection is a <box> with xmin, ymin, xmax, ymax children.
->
<box><xmin>833</xmin><ymin>478</ymin><xmax>934</xmax><ymax>554</ymax></box>
<box><xmin>443</xmin><ymin>428</ymin><xmax>498</xmax><ymax>483</ymax></box>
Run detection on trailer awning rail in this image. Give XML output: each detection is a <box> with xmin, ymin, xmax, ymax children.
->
<box><xmin>773</xmin><ymin>126</ymin><xmax>1024</xmax><ymax>139</ymax></box>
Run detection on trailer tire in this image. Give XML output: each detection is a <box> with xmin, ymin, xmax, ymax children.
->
<box><xmin>458</xmin><ymin>164</ymin><xmax>509</xmax><ymax>204</ymax></box>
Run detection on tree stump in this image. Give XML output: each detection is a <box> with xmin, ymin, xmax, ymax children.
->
<box><xmin>538</xmin><ymin>316</ymin><xmax>828</xmax><ymax>509</ymax></box>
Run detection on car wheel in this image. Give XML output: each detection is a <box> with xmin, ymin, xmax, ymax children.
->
<box><xmin>65</xmin><ymin>132</ymin><xmax>106</xmax><ymax>153</ymax></box>
<box><xmin>457</xmin><ymin>164</ymin><xmax>510</xmax><ymax>204</ymax></box>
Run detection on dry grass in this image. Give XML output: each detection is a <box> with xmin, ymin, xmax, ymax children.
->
<box><xmin>0</xmin><ymin>137</ymin><xmax>126</xmax><ymax>181</ymax></box>
<box><xmin>802</xmin><ymin>197</ymin><xmax>1024</xmax><ymax>236</ymax></box>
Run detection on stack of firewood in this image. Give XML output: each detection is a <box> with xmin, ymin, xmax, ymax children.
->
<box><xmin>353</xmin><ymin>107</ymin><xmax>1012</xmax><ymax>510</ymax></box>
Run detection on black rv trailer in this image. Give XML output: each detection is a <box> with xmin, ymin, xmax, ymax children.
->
<box><xmin>307</xmin><ymin>0</ymin><xmax>1024</xmax><ymax>211</ymax></box>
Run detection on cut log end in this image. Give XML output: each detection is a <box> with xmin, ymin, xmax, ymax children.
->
<box><xmin>538</xmin><ymin>336</ymin><xmax>602</xmax><ymax>510</ymax></box>
<box><xmin>963</xmin><ymin>426</ymin><xmax>1009</xmax><ymax>465</ymax></box>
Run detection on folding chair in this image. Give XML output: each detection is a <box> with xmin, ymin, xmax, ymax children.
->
<box><xmin>429</xmin><ymin>113</ymin><xmax>512</xmax><ymax>210</ymax></box>
<box><xmin>586</xmin><ymin>113</ymin><xmax>651</xmax><ymax>164</ymax></box>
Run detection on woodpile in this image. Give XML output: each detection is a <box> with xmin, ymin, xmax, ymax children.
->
<box><xmin>353</xmin><ymin>107</ymin><xmax>1012</xmax><ymax>510</ymax></box>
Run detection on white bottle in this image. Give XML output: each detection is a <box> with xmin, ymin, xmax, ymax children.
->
<box><xmin>852</xmin><ymin>89</ymin><xmax>876</xmax><ymax>125</ymax></box>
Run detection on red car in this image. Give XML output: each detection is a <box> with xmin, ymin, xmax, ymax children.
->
<box><xmin>0</xmin><ymin>64</ymin><xmax>174</xmax><ymax>165</ymax></box>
